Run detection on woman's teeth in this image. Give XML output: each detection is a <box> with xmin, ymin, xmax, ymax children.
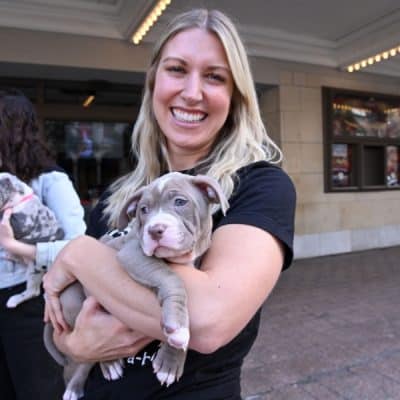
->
<box><xmin>172</xmin><ymin>108</ymin><xmax>206</xmax><ymax>123</ymax></box>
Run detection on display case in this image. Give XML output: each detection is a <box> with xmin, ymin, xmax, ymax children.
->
<box><xmin>323</xmin><ymin>87</ymin><xmax>400</xmax><ymax>191</ymax></box>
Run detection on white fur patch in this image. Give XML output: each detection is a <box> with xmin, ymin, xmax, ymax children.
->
<box><xmin>155</xmin><ymin>172</ymin><xmax>182</xmax><ymax>193</ymax></box>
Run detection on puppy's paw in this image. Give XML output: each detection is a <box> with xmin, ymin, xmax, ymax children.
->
<box><xmin>164</xmin><ymin>327</ymin><xmax>190</xmax><ymax>350</ymax></box>
<box><xmin>6</xmin><ymin>290</ymin><xmax>39</xmax><ymax>308</ymax></box>
<box><xmin>152</xmin><ymin>343</ymin><xmax>186</xmax><ymax>387</ymax></box>
<box><xmin>100</xmin><ymin>359</ymin><xmax>125</xmax><ymax>381</ymax></box>
<box><xmin>63</xmin><ymin>388</ymin><xmax>82</xmax><ymax>400</ymax></box>
<box><xmin>6</xmin><ymin>294</ymin><xmax>23</xmax><ymax>308</ymax></box>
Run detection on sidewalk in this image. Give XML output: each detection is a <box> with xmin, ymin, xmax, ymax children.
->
<box><xmin>241</xmin><ymin>246</ymin><xmax>400</xmax><ymax>400</ymax></box>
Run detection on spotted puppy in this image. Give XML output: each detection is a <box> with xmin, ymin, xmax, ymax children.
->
<box><xmin>0</xmin><ymin>172</ymin><xmax>64</xmax><ymax>308</ymax></box>
<box><xmin>44</xmin><ymin>172</ymin><xmax>229</xmax><ymax>400</ymax></box>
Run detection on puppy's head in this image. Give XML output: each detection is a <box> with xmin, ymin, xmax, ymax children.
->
<box><xmin>0</xmin><ymin>173</ymin><xmax>18</xmax><ymax>209</ymax></box>
<box><xmin>118</xmin><ymin>172</ymin><xmax>229</xmax><ymax>263</ymax></box>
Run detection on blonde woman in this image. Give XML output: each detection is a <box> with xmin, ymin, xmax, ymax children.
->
<box><xmin>44</xmin><ymin>9</ymin><xmax>296</xmax><ymax>399</ymax></box>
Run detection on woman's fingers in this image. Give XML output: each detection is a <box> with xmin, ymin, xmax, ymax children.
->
<box><xmin>61</xmin><ymin>298</ymin><xmax>154</xmax><ymax>363</ymax></box>
<box><xmin>44</xmin><ymin>292</ymin><xmax>69</xmax><ymax>333</ymax></box>
<box><xmin>0</xmin><ymin>208</ymin><xmax>15</xmax><ymax>247</ymax></box>
<box><xmin>1</xmin><ymin>208</ymin><xmax>12</xmax><ymax>222</ymax></box>
<box><xmin>42</xmin><ymin>265</ymin><xmax>77</xmax><ymax>333</ymax></box>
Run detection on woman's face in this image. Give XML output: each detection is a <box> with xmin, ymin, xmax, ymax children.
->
<box><xmin>152</xmin><ymin>28</ymin><xmax>234</xmax><ymax>170</ymax></box>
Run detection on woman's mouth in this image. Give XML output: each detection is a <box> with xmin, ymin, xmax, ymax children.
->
<box><xmin>171</xmin><ymin>108</ymin><xmax>207</xmax><ymax>123</ymax></box>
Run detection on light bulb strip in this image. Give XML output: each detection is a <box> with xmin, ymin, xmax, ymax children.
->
<box><xmin>346</xmin><ymin>45</ymin><xmax>400</xmax><ymax>73</ymax></box>
<box><xmin>82</xmin><ymin>94</ymin><xmax>95</xmax><ymax>108</ymax></box>
<box><xmin>131</xmin><ymin>0</ymin><xmax>172</xmax><ymax>45</ymax></box>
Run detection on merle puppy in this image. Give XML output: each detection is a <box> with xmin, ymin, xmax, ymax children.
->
<box><xmin>0</xmin><ymin>172</ymin><xmax>64</xmax><ymax>308</ymax></box>
<box><xmin>44</xmin><ymin>172</ymin><xmax>229</xmax><ymax>400</ymax></box>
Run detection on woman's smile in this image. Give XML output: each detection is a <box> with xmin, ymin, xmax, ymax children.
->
<box><xmin>171</xmin><ymin>107</ymin><xmax>208</xmax><ymax>124</ymax></box>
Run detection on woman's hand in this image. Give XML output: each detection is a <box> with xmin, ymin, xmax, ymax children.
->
<box><xmin>0</xmin><ymin>209</ymin><xmax>16</xmax><ymax>251</ymax></box>
<box><xmin>53</xmin><ymin>296</ymin><xmax>153</xmax><ymax>363</ymax></box>
<box><xmin>0</xmin><ymin>208</ymin><xmax>36</xmax><ymax>263</ymax></box>
<box><xmin>43</xmin><ymin>254</ymin><xmax>78</xmax><ymax>333</ymax></box>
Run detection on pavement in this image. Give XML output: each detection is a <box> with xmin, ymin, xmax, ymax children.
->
<box><xmin>241</xmin><ymin>246</ymin><xmax>400</xmax><ymax>400</ymax></box>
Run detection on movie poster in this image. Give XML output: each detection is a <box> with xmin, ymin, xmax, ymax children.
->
<box><xmin>386</xmin><ymin>146</ymin><xmax>399</xmax><ymax>186</ymax></box>
<box><xmin>332</xmin><ymin>144</ymin><xmax>352</xmax><ymax>187</ymax></box>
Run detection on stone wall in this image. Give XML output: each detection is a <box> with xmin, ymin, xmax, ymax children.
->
<box><xmin>262</xmin><ymin>68</ymin><xmax>400</xmax><ymax>258</ymax></box>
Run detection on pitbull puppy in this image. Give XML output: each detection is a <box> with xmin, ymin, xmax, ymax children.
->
<box><xmin>44</xmin><ymin>172</ymin><xmax>229</xmax><ymax>400</ymax></box>
<box><xmin>0</xmin><ymin>172</ymin><xmax>64</xmax><ymax>308</ymax></box>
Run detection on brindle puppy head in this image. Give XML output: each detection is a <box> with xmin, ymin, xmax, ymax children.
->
<box><xmin>0</xmin><ymin>172</ymin><xmax>27</xmax><ymax>209</ymax></box>
<box><xmin>0</xmin><ymin>173</ymin><xmax>16</xmax><ymax>209</ymax></box>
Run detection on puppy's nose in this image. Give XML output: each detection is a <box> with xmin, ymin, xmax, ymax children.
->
<box><xmin>148</xmin><ymin>223</ymin><xmax>167</xmax><ymax>240</ymax></box>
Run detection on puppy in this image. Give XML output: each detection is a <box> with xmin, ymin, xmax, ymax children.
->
<box><xmin>44</xmin><ymin>172</ymin><xmax>228</xmax><ymax>400</ymax></box>
<box><xmin>0</xmin><ymin>172</ymin><xmax>64</xmax><ymax>308</ymax></box>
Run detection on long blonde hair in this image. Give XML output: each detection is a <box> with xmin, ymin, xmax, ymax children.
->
<box><xmin>105</xmin><ymin>8</ymin><xmax>281</xmax><ymax>226</ymax></box>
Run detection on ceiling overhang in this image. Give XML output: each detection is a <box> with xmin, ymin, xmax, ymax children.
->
<box><xmin>0</xmin><ymin>0</ymin><xmax>399</xmax><ymax>78</ymax></box>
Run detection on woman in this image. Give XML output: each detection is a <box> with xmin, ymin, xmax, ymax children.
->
<box><xmin>44</xmin><ymin>9</ymin><xmax>296</xmax><ymax>399</ymax></box>
<box><xmin>0</xmin><ymin>89</ymin><xmax>87</xmax><ymax>399</ymax></box>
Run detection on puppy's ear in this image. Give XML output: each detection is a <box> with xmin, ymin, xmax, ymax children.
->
<box><xmin>190</xmin><ymin>175</ymin><xmax>229</xmax><ymax>215</ymax></box>
<box><xmin>13</xmin><ymin>181</ymin><xmax>27</xmax><ymax>195</ymax></box>
<box><xmin>117</xmin><ymin>187</ymin><xmax>146</xmax><ymax>229</ymax></box>
<box><xmin>1</xmin><ymin>177</ymin><xmax>14</xmax><ymax>193</ymax></box>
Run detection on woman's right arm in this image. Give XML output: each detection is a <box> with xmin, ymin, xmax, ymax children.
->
<box><xmin>44</xmin><ymin>235</ymin><xmax>164</xmax><ymax>338</ymax></box>
<box><xmin>43</xmin><ymin>235</ymin><xmax>162</xmax><ymax>362</ymax></box>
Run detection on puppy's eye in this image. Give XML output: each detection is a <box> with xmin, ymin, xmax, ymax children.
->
<box><xmin>174</xmin><ymin>197</ymin><xmax>188</xmax><ymax>207</ymax></box>
<box><xmin>140</xmin><ymin>205</ymin><xmax>149</xmax><ymax>214</ymax></box>
<box><xmin>127</xmin><ymin>210</ymin><xmax>135</xmax><ymax>219</ymax></box>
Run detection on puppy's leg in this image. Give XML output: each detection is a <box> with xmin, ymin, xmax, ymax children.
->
<box><xmin>117</xmin><ymin>241</ymin><xmax>190</xmax><ymax>350</ymax></box>
<box><xmin>6</xmin><ymin>262</ymin><xmax>43</xmax><ymax>308</ymax></box>
<box><xmin>153</xmin><ymin>343</ymin><xmax>186</xmax><ymax>386</ymax></box>
<box><xmin>63</xmin><ymin>360</ymin><xmax>93</xmax><ymax>400</ymax></box>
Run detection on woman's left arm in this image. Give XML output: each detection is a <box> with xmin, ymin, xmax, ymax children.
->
<box><xmin>44</xmin><ymin>223</ymin><xmax>283</xmax><ymax>355</ymax></box>
<box><xmin>173</xmin><ymin>223</ymin><xmax>283</xmax><ymax>353</ymax></box>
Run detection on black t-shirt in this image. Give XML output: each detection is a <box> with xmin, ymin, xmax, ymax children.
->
<box><xmin>83</xmin><ymin>161</ymin><xmax>296</xmax><ymax>400</ymax></box>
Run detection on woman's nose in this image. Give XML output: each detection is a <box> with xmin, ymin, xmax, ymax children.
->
<box><xmin>181</xmin><ymin>73</ymin><xmax>203</xmax><ymax>104</ymax></box>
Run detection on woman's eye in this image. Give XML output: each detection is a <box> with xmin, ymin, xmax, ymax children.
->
<box><xmin>206</xmin><ymin>73</ymin><xmax>226</xmax><ymax>83</ymax></box>
<box><xmin>166</xmin><ymin>65</ymin><xmax>185</xmax><ymax>74</ymax></box>
<box><xmin>174</xmin><ymin>198</ymin><xmax>188</xmax><ymax>207</ymax></box>
<box><xmin>140</xmin><ymin>205</ymin><xmax>149</xmax><ymax>214</ymax></box>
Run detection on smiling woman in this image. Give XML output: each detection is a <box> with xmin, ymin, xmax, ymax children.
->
<box><xmin>153</xmin><ymin>28</ymin><xmax>234</xmax><ymax>169</ymax></box>
<box><xmin>42</xmin><ymin>8</ymin><xmax>296</xmax><ymax>400</ymax></box>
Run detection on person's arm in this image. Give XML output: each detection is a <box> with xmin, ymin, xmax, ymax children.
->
<box><xmin>44</xmin><ymin>223</ymin><xmax>283</xmax><ymax>355</ymax></box>
<box><xmin>0</xmin><ymin>209</ymin><xmax>36</xmax><ymax>261</ymax></box>
<box><xmin>0</xmin><ymin>171</ymin><xmax>87</xmax><ymax>266</ymax></box>
<box><xmin>34</xmin><ymin>171</ymin><xmax>87</xmax><ymax>267</ymax></box>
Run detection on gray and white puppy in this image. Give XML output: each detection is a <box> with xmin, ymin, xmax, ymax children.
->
<box><xmin>0</xmin><ymin>172</ymin><xmax>64</xmax><ymax>308</ymax></box>
<box><xmin>44</xmin><ymin>172</ymin><xmax>229</xmax><ymax>400</ymax></box>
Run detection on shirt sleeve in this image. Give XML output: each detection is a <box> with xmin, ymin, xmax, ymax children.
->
<box><xmin>33</xmin><ymin>171</ymin><xmax>87</xmax><ymax>268</ymax></box>
<box><xmin>216</xmin><ymin>162</ymin><xmax>296</xmax><ymax>270</ymax></box>
<box><xmin>38</xmin><ymin>171</ymin><xmax>86</xmax><ymax>239</ymax></box>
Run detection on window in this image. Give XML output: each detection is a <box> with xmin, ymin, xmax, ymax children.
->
<box><xmin>323</xmin><ymin>87</ymin><xmax>400</xmax><ymax>191</ymax></box>
<box><xmin>45</xmin><ymin>120</ymin><xmax>134</xmax><ymax>207</ymax></box>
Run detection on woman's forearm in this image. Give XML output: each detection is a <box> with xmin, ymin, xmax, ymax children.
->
<box><xmin>56</xmin><ymin>236</ymin><xmax>165</xmax><ymax>341</ymax></box>
<box><xmin>6</xmin><ymin>239</ymin><xmax>36</xmax><ymax>261</ymax></box>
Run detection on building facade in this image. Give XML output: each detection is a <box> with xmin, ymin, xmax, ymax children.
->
<box><xmin>1</xmin><ymin>23</ymin><xmax>400</xmax><ymax>259</ymax></box>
